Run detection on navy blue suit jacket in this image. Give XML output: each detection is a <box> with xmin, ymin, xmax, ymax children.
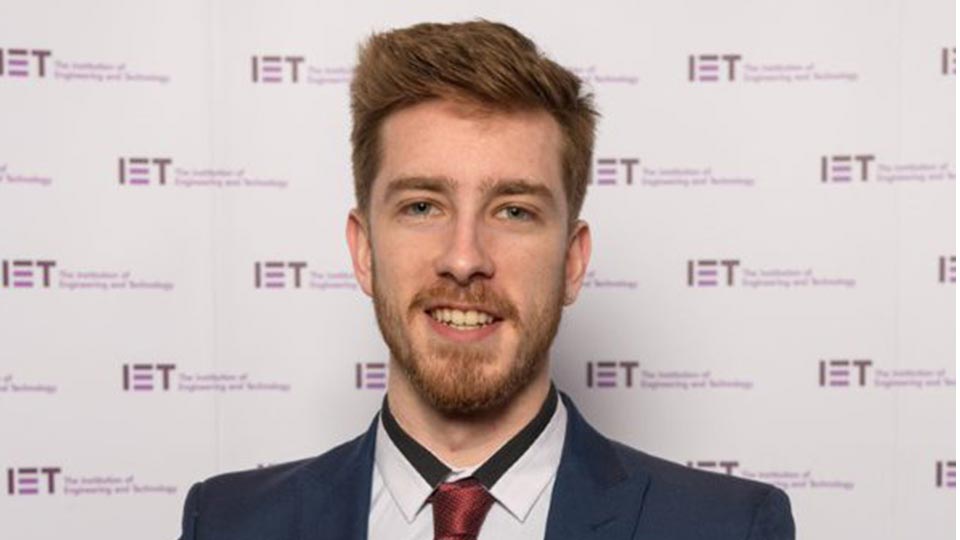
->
<box><xmin>178</xmin><ymin>393</ymin><xmax>795</xmax><ymax>539</ymax></box>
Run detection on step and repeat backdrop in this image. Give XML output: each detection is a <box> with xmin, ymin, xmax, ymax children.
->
<box><xmin>0</xmin><ymin>0</ymin><xmax>954</xmax><ymax>538</ymax></box>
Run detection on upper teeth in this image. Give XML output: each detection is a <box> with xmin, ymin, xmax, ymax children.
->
<box><xmin>429</xmin><ymin>308</ymin><xmax>495</xmax><ymax>326</ymax></box>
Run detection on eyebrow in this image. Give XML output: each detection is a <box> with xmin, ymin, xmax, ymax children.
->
<box><xmin>383</xmin><ymin>176</ymin><xmax>458</xmax><ymax>202</ymax></box>
<box><xmin>383</xmin><ymin>175</ymin><xmax>557</xmax><ymax>208</ymax></box>
<box><xmin>479</xmin><ymin>178</ymin><xmax>556</xmax><ymax>207</ymax></box>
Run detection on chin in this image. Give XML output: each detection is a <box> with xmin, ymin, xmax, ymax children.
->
<box><xmin>414</xmin><ymin>354</ymin><xmax>539</xmax><ymax>417</ymax></box>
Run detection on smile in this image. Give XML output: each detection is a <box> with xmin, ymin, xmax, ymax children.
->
<box><xmin>424</xmin><ymin>307</ymin><xmax>503</xmax><ymax>342</ymax></box>
<box><xmin>427</xmin><ymin>308</ymin><xmax>497</xmax><ymax>330</ymax></box>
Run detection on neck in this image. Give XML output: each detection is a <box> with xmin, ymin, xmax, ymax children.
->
<box><xmin>385</xmin><ymin>361</ymin><xmax>551</xmax><ymax>469</ymax></box>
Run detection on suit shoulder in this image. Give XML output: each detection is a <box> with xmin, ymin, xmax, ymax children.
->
<box><xmin>610</xmin><ymin>440</ymin><xmax>774</xmax><ymax>497</ymax></box>
<box><xmin>608</xmin><ymin>440</ymin><xmax>794</xmax><ymax>538</ymax></box>
<box><xmin>181</xmin><ymin>433</ymin><xmax>367</xmax><ymax>540</ymax></box>
<box><xmin>201</xmin><ymin>433</ymin><xmax>364</xmax><ymax>500</ymax></box>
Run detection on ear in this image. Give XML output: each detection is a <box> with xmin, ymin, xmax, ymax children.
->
<box><xmin>563</xmin><ymin>219</ymin><xmax>592</xmax><ymax>305</ymax></box>
<box><xmin>346</xmin><ymin>208</ymin><xmax>374</xmax><ymax>297</ymax></box>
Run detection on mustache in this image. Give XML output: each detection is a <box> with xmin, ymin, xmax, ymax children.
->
<box><xmin>410</xmin><ymin>281</ymin><xmax>518</xmax><ymax>321</ymax></box>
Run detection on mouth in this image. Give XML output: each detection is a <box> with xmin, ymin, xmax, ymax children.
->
<box><xmin>426</xmin><ymin>305</ymin><xmax>501</xmax><ymax>329</ymax></box>
<box><xmin>423</xmin><ymin>306</ymin><xmax>504</xmax><ymax>342</ymax></box>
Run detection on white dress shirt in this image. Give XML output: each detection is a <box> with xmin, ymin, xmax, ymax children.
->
<box><xmin>368</xmin><ymin>390</ymin><xmax>568</xmax><ymax>540</ymax></box>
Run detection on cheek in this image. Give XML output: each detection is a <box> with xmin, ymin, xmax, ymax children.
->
<box><xmin>490</xmin><ymin>228</ymin><xmax>565</xmax><ymax>269</ymax></box>
<box><xmin>372</xmin><ymin>234</ymin><xmax>434</xmax><ymax>293</ymax></box>
<box><xmin>491</xmin><ymin>236</ymin><xmax>565</xmax><ymax>303</ymax></box>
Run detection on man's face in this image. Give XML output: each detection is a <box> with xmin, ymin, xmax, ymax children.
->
<box><xmin>347</xmin><ymin>99</ymin><xmax>591</xmax><ymax>416</ymax></box>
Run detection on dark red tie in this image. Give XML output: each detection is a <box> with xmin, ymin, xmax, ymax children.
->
<box><xmin>429</xmin><ymin>477</ymin><xmax>495</xmax><ymax>540</ymax></box>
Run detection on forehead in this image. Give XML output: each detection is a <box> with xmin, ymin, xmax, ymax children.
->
<box><xmin>375</xmin><ymin>100</ymin><xmax>565</xmax><ymax>202</ymax></box>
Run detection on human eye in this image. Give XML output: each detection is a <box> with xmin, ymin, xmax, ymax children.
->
<box><xmin>402</xmin><ymin>201</ymin><xmax>439</xmax><ymax>218</ymax></box>
<box><xmin>496</xmin><ymin>205</ymin><xmax>535</xmax><ymax>222</ymax></box>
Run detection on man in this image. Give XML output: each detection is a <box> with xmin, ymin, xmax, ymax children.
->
<box><xmin>178</xmin><ymin>20</ymin><xmax>795</xmax><ymax>540</ymax></box>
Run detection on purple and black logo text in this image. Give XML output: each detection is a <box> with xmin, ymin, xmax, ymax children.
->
<box><xmin>122</xmin><ymin>364</ymin><xmax>176</xmax><ymax>391</ymax></box>
<box><xmin>688</xmin><ymin>54</ymin><xmax>742</xmax><ymax>82</ymax></box>
<box><xmin>820</xmin><ymin>155</ymin><xmax>875</xmax><ymax>182</ymax></box>
<box><xmin>938</xmin><ymin>256</ymin><xmax>955</xmax><ymax>284</ymax></box>
<box><xmin>687</xmin><ymin>259</ymin><xmax>739</xmax><ymax>287</ymax></box>
<box><xmin>254</xmin><ymin>261</ymin><xmax>308</xmax><ymax>289</ymax></box>
<box><xmin>118</xmin><ymin>157</ymin><xmax>172</xmax><ymax>186</ymax></box>
<box><xmin>356</xmin><ymin>362</ymin><xmax>387</xmax><ymax>389</ymax></box>
<box><xmin>0</xmin><ymin>48</ymin><xmax>51</xmax><ymax>78</ymax></box>
<box><xmin>818</xmin><ymin>359</ymin><xmax>872</xmax><ymax>387</ymax></box>
<box><xmin>251</xmin><ymin>55</ymin><xmax>305</xmax><ymax>83</ymax></box>
<box><xmin>936</xmin><ymin>461</ymin><xmax>955</xmax><ymax>488</ymax></box>
<box><xmin>586</xmin><ymin>361</ymin><xmax>640</xmax><ymax>388</ymax></box>
<box><xmin>590</xmin><ymin>158</ymin><xmax>640</xmax><ymax>186</ymax></box>
<box><xmin>942</xmin><ymin>48</ymin><xmax>956</xmax><ymax>75</ymax></box>
<box><xmin>1</xmin><ymin>259</ymin><xmax>56</xmax><ymax>288</ymax></box>
<box><xmin>6</xmin><ymin>467</ymin><xmax>61</xmax><ymax>495</ymax></box>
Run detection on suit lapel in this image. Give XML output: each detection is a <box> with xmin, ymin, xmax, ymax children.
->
<box><xmin>291</xmin><ymin>392</ymin><xmax>651</xmax><ymax>540</ymax></box>
<box><xmin>298</xmin><ymin>414</ymin><xmax>379</xmax><ymax>540</ymax></box>
<box><xmin>545</xmin><ymin>393</ymin><xmax>651</xmax><ymax>540</ymax></box>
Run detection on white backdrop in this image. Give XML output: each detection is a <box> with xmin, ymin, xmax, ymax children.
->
<box><xmin>0</xmin><ymin>1</ymin><xmax>954</xmax><ymax>538</ymax></box>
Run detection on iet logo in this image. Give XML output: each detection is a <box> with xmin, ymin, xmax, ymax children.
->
<box><xmin>942</xmin><ymin>47</ymin><xmax>955</xmax><ymax>75</ymax></box>
<box><xmin>586</xmin><ymin>361</ymin><xmax>639</xmax><ymax>388</ymax></box>
<box><xmin>686</xmin><ymin>460</ymin><xmax>739</xmax><ymax>476</ymax></box>
<box><xmin>118</xmin><ymin>157</ymin><xmax>172</xmax><ymax>186</ymax></box>
<box><xmin>122</xmin><ymin>364</ymin><xmax>176</xmax><ymax>391</ymax></box>
<box><xmin>254</xmin><ymin>261</ymin><xmax>307</xmax><ymax>289</ymax></box>
<box><xmin>820</xmin><ymin>155</ymin><xmax>875</xmax><ymax>182</ymax></box>
<box><xmin>1</xmin><ymin>259</ymin><xmax>56</xmax><ymax>288</ymax></box>
<box><xmin>936</xmin><ymin>461</ymin><xmax>955</xmax><ymax>488</ymax></box>
<box><xmin>938</xmin><ymin>256</ymin><xmax>955</xmax><ymax>283</ymax></box>
<box><xmin>591</xmin><ymin>157</ymin><xmax>640</xmax><ymax>186</ymax></box>
<box><xmin>251</xmin><ymin>55</ymin><xmax>305</xmax><ymax>83</ymax></box>
<box><xmin>818</xmin><ymin>359</ymin><xmax>872</xmax><ymax>387</ymax></box>
<box><xmin>0</xmin><ymin>48</ymin><xmax>51</xmax><ymax>78</ymax></box>
<box><xmin>6</xmin><ymin>467</ymin><xmax>61</xmax><ymax>495</ymax></box>
<box><xmin>688</xmin><ymin>54</ymin><xmax>742</xmax><ymax>82</ymax></box>
<box><xmin>687</xmin><ymin>259</ymin><xmax>739</xmax><ymax>287</ymax></box>
<box><xmin>356</xmin><ymin>362</ymin><xmax>386</xmax><ymax>389</ymax></box>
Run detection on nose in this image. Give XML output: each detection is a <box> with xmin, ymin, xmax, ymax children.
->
<box><xmin>434</xmin><ymin>213</ymin><xmax>495</xmax><ymax>286</ymax></box>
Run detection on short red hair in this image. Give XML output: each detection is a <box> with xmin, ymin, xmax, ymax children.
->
<box><xmin>350</xmin><ymin>20</ymin><xmax>598</xmax><ymax>224</ymax></box>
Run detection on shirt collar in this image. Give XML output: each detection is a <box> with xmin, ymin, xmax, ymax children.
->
<box><xmin>487</xmin><ymin>395</ymin><xmax>566</xmax><ymax>522</ymax></box>
<box><xmin>374</xmin><ymin>382</ymin><xmax>566</xmax><ymax>523</ymax></box>
<box><xmin>374</xmin><ymin>417</ymin><xmax>434</xmax><ymax>522</ymax></box>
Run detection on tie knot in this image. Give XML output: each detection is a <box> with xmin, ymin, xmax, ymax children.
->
<box><xmin>429</xmin><ymin>477</ymin><xmax>495</xmax><ymax>540</ymax></box>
